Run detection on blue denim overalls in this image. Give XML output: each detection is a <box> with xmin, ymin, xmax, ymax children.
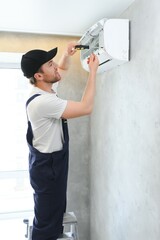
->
<box><xmin>26</xmin><ymin>94</ymin><xmax>69</xmax><ymax>240</ymax></box>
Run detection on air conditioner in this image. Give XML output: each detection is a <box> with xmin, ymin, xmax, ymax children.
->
<box><xmin>79</xmin><ymin>18</ymin><xmax>130</xmax><ymax>73</ymax></box>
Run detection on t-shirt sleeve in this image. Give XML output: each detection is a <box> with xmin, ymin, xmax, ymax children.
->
<box><xmin>38</xmin><ymin>94</ymin><xmax>67</xmax><ymax>119</ymax></box>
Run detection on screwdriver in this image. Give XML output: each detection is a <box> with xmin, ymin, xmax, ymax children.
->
<box><xmin>75</xmin><ymin>45</ymin><xmax>89</xmax><ymax>50</ymax></box>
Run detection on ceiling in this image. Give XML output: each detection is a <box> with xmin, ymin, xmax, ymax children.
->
<box><xmin>0</xmin><ymin>0</ymin><xmax>134</xmax><ymax>36</ymax></box>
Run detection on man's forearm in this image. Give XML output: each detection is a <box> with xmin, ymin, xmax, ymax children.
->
<box><xmin>58</xmin><ymin>53</ymin><xmax>71</xmax><ymax>70</ymax></box>
<box><xmin>81</xmin><ymin>71</ymin><xmax>97</xmax><ymax>114</ymax></box>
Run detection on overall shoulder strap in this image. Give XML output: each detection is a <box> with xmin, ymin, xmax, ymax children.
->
<box><xmin>26</xmin><ymin>94</ymin><xmax>41</xmax><ymax>146</ymax></box>
<box><xmin>26</xmin><ymin>94</ymin><xmax>41</xmax><ymax>107</ymax></box>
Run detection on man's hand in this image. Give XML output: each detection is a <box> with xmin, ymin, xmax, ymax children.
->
<box><xmin>65</xmin><ymin>41</ymin><xmax>78</xmax><ymax>56</ymax></box>
<box><xmin>87</xmin><ymin>53</ymin><xmax>99</xmax><ymax>73</ymax></box>
<box><xmin>58</xmin><ymin>41</ymin><xmax>78</xmax><ymax>71</ymax></box>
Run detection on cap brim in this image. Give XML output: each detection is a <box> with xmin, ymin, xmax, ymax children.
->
<box><xmin>46</xmin><ymin>47</ymin><xmax>58</xmax><ymax>61</ymax></box>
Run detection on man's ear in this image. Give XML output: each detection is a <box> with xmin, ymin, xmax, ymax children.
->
<box><xmin>34</xmin><ymin>72</ymin><xmax>43</xmax><ymax>81</ymax></box>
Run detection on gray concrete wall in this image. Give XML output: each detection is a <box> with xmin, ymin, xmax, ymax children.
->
<box><xmin>90</xmin><ymin>0</ymin><xmax>160</xmax><ymax>240</ymax></box>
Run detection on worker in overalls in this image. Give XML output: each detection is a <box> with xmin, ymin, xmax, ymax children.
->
<box><xmin>21</xmin><ymin>42</ymin><xmax>99</xmax><ymax>240</ymax></box>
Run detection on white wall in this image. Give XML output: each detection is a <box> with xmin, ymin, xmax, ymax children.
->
<box><xmin>90</xmin><ymin>0</ymin><xmax>160</xmax><ymax>239</ymax></box>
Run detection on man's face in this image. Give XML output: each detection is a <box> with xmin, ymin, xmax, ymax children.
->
<box><xmin>39</xmin><ymin>59</ymin><xmax>61</xmax><ymax>84</ymax></box>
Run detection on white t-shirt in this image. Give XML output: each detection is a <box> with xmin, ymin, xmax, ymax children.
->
<box><xmin>27</xmin><ymin>87</ymin><xmax>67</xmax><ymax>153</ymax></box>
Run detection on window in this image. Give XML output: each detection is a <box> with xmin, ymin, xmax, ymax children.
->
<box><xmin>0</xmin><ymin>65</ymin><xmax>33</xmax><ymax>240</ymax></box>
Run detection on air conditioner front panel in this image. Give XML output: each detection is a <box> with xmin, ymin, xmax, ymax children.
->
<box><xmin>103</xmin><ymin>19</ymin><xmax>129</xmax><ymax>60</ymax></box>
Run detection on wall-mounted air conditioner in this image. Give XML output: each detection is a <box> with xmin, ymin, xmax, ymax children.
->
<box><xmin>79</xmin><ymin>18</ymin><xmax>130</xmax><ymax>73</ymax></box>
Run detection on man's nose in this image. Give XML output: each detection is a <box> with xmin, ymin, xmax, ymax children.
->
<box><xmin>54</xmin><ymin>63</ymin><xmax>58</xmax><ymax>70</ymax></box>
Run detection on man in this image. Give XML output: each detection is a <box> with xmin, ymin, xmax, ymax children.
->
<box><xmin>21</xmin><ymin>41</ymin><xmax>99</xmax><ymax>240</ymax></box>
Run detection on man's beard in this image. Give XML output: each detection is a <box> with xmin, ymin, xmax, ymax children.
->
<box><xmin>44</xmin><ymin>72</ymin><xmax>61</xmax><ymax>84</ymax></box>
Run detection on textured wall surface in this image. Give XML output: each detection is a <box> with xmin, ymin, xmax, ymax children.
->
<box><xmin>90</xmin><ymin>0</ymin><xmax>160</xmax><ymax>240</ymax></box>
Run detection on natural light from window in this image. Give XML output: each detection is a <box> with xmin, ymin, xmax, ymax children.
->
<box><xmin>0</xmin><ymin>68</ymin><xmax>33</xmax><ymax>240</ymax></box>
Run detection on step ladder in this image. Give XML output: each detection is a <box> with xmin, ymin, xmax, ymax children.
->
<box><xmin>23</xmin><ymin>212</ymin><xmax>79</xmax><ymax>240</ymax></box>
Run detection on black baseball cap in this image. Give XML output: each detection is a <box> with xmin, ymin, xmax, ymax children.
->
<box><xmin>21</xmin><ymin>47</ymin><xmax>58</xmax><ymax>78</ymax></box>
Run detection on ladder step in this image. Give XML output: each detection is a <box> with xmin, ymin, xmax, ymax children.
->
<box><xmin>57</xmin><ymin>232</ymin><xmax>73</xmax><ymax>240</ymax></box>
<box><xmin>23</xmin><ymin>212</ymin><xmax>78</xmax><ymax>240</ymax></box>
<box><xmin>63</xmin><ymin>212</ymin><xmax>77</xmax><ymax>225</ymax></box>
